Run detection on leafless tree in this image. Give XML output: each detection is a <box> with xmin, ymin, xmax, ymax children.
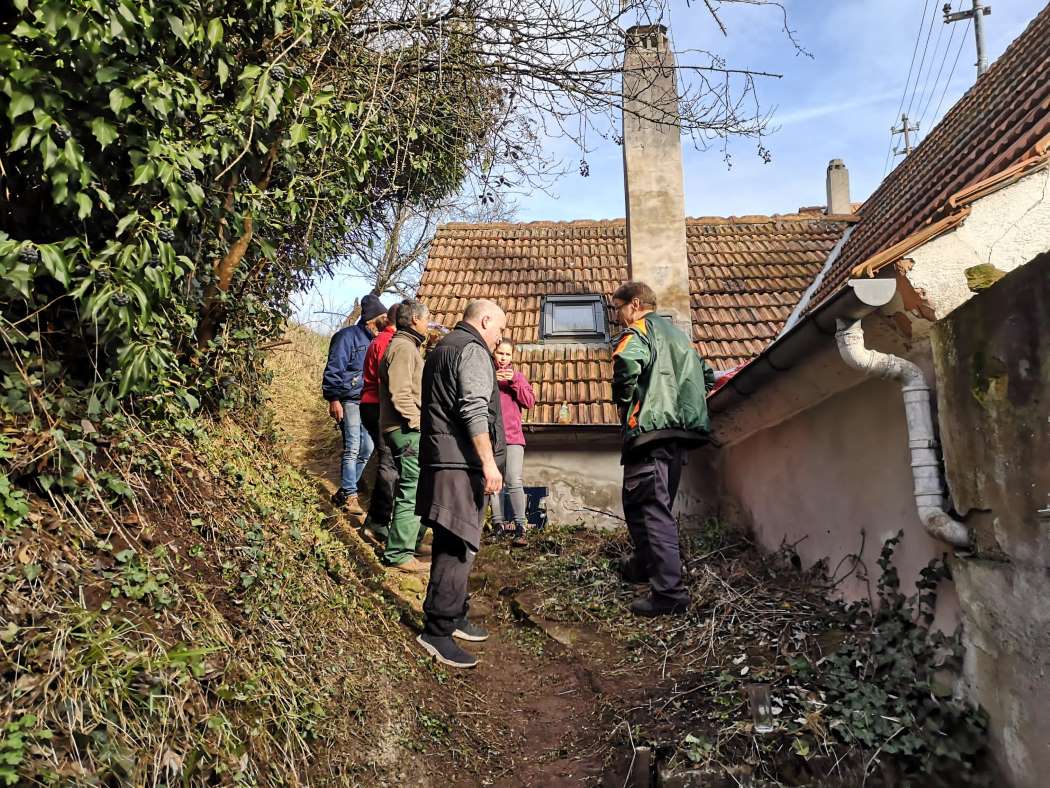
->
<box><xmin>343</xmin><ymin>193</ymin><xmax>515</xmax><ymax>296</ymax></box>
<box><xmin>309</xmin><ymin>0</ymin><xmax>804</xmax><ymax>298</ymax></box>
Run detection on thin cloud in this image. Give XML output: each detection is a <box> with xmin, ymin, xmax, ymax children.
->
<box><xmin>772</xmin><ymin>89</ymin><xmax>901</xmax><ymax>128</ymax></box>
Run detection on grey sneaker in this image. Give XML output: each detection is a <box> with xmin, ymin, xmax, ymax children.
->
<box><xmin>416</xmin><ymin>634</ymin><xmax>478</xmax><ymax>668</ymax></box>
<box><xmin>452</xmin><ymin>616</ymin><xmax>489</xmax><ymax>642</ymax></box>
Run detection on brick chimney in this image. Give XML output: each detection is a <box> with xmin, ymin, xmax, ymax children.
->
<box><xmin>622</xmin><ymin>25</ymin><xmax>692</xmax><ymax>334</ymax></box>
<box><xmin>826</xmin><ymin>159</ymin><xmax>851</xmax><ymax>215</ymax></box>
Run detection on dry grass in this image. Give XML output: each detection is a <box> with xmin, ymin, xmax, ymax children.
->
<box><xmin>264</xmin><ymin>324</ymin><xmax>342</xmax><ymax>488</ymax></box>
<box><xmin>0</xmin><ymin>416</ymin><xmax>437</xmax><ymax>785</ymax></box>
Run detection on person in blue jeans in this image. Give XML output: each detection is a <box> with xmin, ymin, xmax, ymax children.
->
<box><xmin>322</xmin><ymin>293</ymin><xmax>388</xmax><ymax>513</ymax></box>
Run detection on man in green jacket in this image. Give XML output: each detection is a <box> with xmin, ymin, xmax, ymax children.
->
<box><xmin>610</xmin><ymin>281</ymin><xmax>715</xmax><ymax>616</ymax></box>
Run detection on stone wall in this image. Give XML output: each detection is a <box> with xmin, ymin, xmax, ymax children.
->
<box><xmin>932</xmin><ymin>251</ymin><xmax>1050</xmax><ymax>788</ymax></box>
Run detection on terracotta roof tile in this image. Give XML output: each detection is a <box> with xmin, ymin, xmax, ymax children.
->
<box><xmin>809</xmin><ymin>6</ymin><xmax>1050</xmax><ymax>310</ymax></box>
<box><xmin>419</xmin><ymin>213</ymin><xmax>849</xmax><ymax>425</ymax></box>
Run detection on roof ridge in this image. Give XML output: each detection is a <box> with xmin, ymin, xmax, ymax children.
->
<box><xmin>436</xmin><ymin>212</ymin><xmax>856</xmax><ymax>233</ymax></box>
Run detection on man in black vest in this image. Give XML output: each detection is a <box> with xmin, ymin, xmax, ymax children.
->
<box><xmin>415</xmin><ymin>299</ymin><xmax>507</xmax><ymax>668</ymax></box>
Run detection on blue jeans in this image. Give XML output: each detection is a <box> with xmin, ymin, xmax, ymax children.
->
<box><xmin>339</xmin><ymin>400</ymin><xmax>373</xmax><ymax>495</ymax></box>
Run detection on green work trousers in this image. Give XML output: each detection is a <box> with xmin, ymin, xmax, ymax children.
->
<box><xmin>382</xmin><ymin>427</ymin><xmax>425</xmax><ymax>565</ymax></box>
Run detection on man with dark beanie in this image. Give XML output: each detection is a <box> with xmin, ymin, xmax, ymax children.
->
<box><xmin>610</xmin><ymin>281</ymin><xmax>715</xmax><ymax>617</ymax></box>
<box><xmin>415</xmin><ymin>299</ymin><xmax>507</xmax><ymax>668</ymax></box>
<box><xmin>360</xmin><ymin>302</ymin><xmax>400</xmax><ymax>541</ymax></box>
<box><xmin>322</xmin><ymin>293</ymin><xmax>387</xmax><ymax>513</ymax></box>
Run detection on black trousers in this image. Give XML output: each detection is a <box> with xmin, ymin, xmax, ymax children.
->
<box><xmin>360</xmin><ymin>403</ymin><xmax>396</xmax><ymax>526</ymax></box>
<box><xmin>422</xmin><ymin>523</ymin><xmax>476</xmax><ymax>637</ymax></box>
<box><xmin>622</xmin><ymin>441</ymin><xmax>687</xmax><ymax>604</ymax></box>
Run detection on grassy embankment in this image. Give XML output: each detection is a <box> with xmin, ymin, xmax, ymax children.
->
<box><xmin>0</xmin><ymin>325</ymin><xmax>445</xmax><ymax>785</ymax></box>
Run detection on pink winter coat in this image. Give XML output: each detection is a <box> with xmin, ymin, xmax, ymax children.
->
<box><xmin>498</xmin><ymin>369</ymin><xmax>535</xmax><ymax>446</ymax></box>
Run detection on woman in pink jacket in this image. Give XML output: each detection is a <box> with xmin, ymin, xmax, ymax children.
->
<box><xmin>491</xmin><ymin>340</ymin><xmax>536</xmax><ymax>546</ymax></box>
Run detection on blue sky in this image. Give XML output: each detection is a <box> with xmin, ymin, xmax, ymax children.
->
<box><xmin>295</xmin><ymin>0</ymin><xmax>1047</xmax><ymax>329</ymax></box>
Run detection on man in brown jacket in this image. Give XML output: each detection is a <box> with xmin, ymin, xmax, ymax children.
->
<box><xmin>378</xmin><ymin>299</ymin><xmax>430</xmax><ymax>570</ymax></box>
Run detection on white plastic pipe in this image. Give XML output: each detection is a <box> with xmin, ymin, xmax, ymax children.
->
<box><xmin>835</xmin><ymin>319</ymin><xmax>971</xmax><ymax>547</ymax></box>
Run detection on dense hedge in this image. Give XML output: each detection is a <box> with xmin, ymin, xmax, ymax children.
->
<box><xmin>0</xmin><ymin>0</ymin><xmax>496</xmax><ymax>493</ymax></box>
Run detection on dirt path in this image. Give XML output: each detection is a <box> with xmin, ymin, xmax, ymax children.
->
<box><xmin>266</xmin><ymin>328</ymin><xmax>965</xmax><ymax>787</ymax></box>
<box><xmin>265</xmin><ymin>327</ymin><xmax>651</xmax><ymax>784</ymax></box>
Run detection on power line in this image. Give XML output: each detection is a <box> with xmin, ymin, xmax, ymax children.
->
<box><xmin>904</xmin><ymin>0</ymin><xmax>940</xmax><ymax>120</ymax></box>
<box><xmin>907</xmin><ymin>0</ymin><xmax>949</xmax><ymax>128</ymax></box>
<box><xmin>884</xmin><ymin>1</ymin><xmax>935</xmax><ymax>177</ymax></box>
<box><xmin>931</xmin><ymin>17</ymin><xmax>972</xmax><ymax>124</ymax></box>
<box><xmin>916</xmin><ymin>0</ymin><xmax>962</xmax><ymax>130</ymax></box>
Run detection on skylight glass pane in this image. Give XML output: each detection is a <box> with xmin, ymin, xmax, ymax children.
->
<box><xmin>552</xmin><ymin>303</ymin><xmax>597</xmax><ymax>333</ymax></box>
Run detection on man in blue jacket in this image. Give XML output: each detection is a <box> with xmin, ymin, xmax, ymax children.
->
<box><xmin>323</xmin><ymin>293</ymin><xmax>388</xmax><ymax>513</ymax></box>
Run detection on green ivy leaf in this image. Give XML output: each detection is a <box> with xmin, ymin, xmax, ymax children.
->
<box><xmin>96</xmin><ymin>66</ymin><xmax>121</xmax><ymax>84</ymax></box>
<box><xmin>8</xmin><ymin>125</ymin><xmax>32</xmax><ymax>152</ymax></box>
<box><xmin>7</xmin><ymin>91</ymin><xmax>34</xmax><ymax>122</ymax></box>
<box><xmin>90</xmin><ymin>117</ymin><xmax>118</xmax><ymax>149</ymax></box>
<box><xmin>38</xmin><ymin>244</ymin><xmax>70</xmax><ymax>286</ymax></box>
<box><xmin>207</xmin><ymin>18</ymin><xmax>224</xmax><ymax>46</ymax></box>
<box><xmin>288</xmin><ymin>123</ymin><xmax>308</xmax><ymax>146</ymax></box>
<box><xmin>109</xmin><ymin>88</ymin><xmax>133</xmax><ymax>114</ymax></box>
<box><xmin>115</xmin><ymin>212</ymin><xmax>139</xmax><ymax>237</ymax></box>
<box><xmin>75</xmin><ymin>192</ymin><xmax>93</xmax><ymax>220</ymax></box>
<box><xmin>168</xmin><ymin>16</ymin><xmax>187</xmax><ymax>43</ymax></box>
<box><xmin>131</xmin><ymin>162</ymin><xmax>155</xmax><ymax>186</ymax></box>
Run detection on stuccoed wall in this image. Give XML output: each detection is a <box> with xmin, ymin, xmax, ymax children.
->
<box><xmin>716</xmin><ymin>352</ymin><xmax>962</xmax><ymax>624</ymax></box>
<box><xmin>932</xmin><ymin>251</ymin><xmax>1050</xmax><ymax>788</ymax></box>
<box><xmin>523</xmin><ymin>431</ymin><xmax>719</xmax><ymax>531</ymax></box>
<box><xmin>899</xmin><ymin>168</ymin><xmax>1050</xmax><ymax>332</ymax></box>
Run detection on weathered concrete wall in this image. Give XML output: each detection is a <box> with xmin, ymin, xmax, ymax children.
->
<box><xmin>897</xmin><ymin>168</ymin><xmax>1050</xmax><ymax>333</ymax></box>
<box><xmin>526</xmin><ymin>432</ymin><xmax>719</xmax><ymax>531</ymax></box>
<box><xmin>717</xmin><ymin>361</ymin><xmax>962</xmax><ymax>622</ymax></box>
<box><xmin>932</xmin><ymin>252</ymin><xmax>1050</xmax><ymax>788</ymax></box>
<box><xmin>524</xmin><ymin>432</ymin><xmax>624</xmax><ymax>529</ymax></box>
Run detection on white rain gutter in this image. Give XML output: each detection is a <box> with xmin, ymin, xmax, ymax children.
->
<box><xmin>835</xmin><ymin>319</ymin><xmax>971</xmax><ymax>548</ymax></box>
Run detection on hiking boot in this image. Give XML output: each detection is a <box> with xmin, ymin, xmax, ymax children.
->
<box><xmin>629</xmin><ymin>595</ymin><xmax>688</xmax><ymax>618</ymax></box>
<box><xmin>417</xmin><ymin>634</ymin><xmax>478</xmax><ymax>669</ymax></box>
<box><xmin>452</xmin><ymin>616</ymin><xmax>489</xmax><ymax>642</ymax></box>
<box><xmin>390</xmin><ymin>557</ymin><xmax>430</xmax><ymax>574</ymax></box>
<box><xmin>331</xmin><ymin>489</ymin><xmax>349</xmax><ymax>507</ymax></box>
<box><xmin>617</xmin><ymin>555</ymin><xmax>649</xmax><ymax>584</ymax></box>
<box><xmin>344</xmin><ymin>494</ymin><xmax>364</xmax><ymax>515</ymax></box>
<box><xmin>510</xmin><ymin>522</ymin><xmax>528</xmax><ymax>548</ymax></box>
<box><xmin>359</xmin><ymin>516</ymin><xmax>388</xmax><ymax>546</ymax></box>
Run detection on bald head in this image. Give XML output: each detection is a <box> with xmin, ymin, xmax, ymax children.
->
<box><xmin>462</xmin><ymin>299</ymin><xmax>507</xmax><ymax>351</ymax></box>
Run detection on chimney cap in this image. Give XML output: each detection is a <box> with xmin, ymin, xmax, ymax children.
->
<box><xmin>828</xmin><ymin>158</ymin><xmax>846</xmax><ymax>169</ymax></box>
<box><xmin>626</xmin><ymin>24</ymin><xmax>668</xmax><ymax>47</ymax></box>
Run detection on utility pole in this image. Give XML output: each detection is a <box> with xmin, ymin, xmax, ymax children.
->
<box><xmin>892</xmin><ymin>113</ymin><xmax>919</xmax><ymax>158</ymax></box>
<box><xmin>944</xmin><ymin>1</ymin><xmax>992</xmax><ymax>76</ymax></box>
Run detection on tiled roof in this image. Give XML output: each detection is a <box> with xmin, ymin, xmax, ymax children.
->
<box><xmin>809</xmin><ymin>5</ymin><xmax>1050</xmax><ymax>309</ymax></box>
<box><xmin>417</xmin><ymin>213</ymin><xmax>850</xmax><ymax>425</ymax></box>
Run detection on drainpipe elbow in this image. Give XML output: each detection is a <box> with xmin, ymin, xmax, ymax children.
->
<box><xmin>918</xmin><ymin>507</ymin><xmax>972</xmax><ymax>548</ymax></box>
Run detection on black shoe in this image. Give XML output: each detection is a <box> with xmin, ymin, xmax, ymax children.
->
<box><xmin>331</xmin><ymin>489</ymin><xmax>349</xmax><ymax>507</ymax></box>
<box><xmin>417</xmin><ymin>634</ymin><xmax>478</xmax><ymax>668</ymax></box>
<box><xmin>617</xmin><ymin>556</ymin><xmax>649</xmax><ymax>584</ymax></box>
<box><xmin>629</xmin><ymin>595</ymin><xmax>688</xmax><ymax>617</ymax></box>
<box><xmin>452</xmin><ymin>616</ymin><xmax>489</xmax><ymax>642</ymax></box>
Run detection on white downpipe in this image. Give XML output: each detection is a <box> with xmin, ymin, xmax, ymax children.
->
<box><xmin>835</xmin><ymin>319</ymin><xmax>971</xmax><ymax>548</ymax></box>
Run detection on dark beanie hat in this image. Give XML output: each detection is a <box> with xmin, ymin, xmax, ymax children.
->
<box><xmin>359</xmin><ymin>293</ymin><xmax>387</xmax><ymax>324</ymax></box>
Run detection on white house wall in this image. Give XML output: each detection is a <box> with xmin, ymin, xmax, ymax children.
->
<box><xmin>903</xmin><ymin>167</ymin><xmax>1050</xmax><ymax>324</ymax></box>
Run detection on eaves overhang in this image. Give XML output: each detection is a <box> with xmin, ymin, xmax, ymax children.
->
<box><xmin>708</xmin><ymin>278</ymin><xmax>897</xmax><ymax>415</ymax></box>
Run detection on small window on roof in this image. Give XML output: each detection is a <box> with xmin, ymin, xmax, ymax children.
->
<box><xmin>540</xmin><ymin>294</ymin><xmax>607</xmax><ymax>341</ymax></box>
